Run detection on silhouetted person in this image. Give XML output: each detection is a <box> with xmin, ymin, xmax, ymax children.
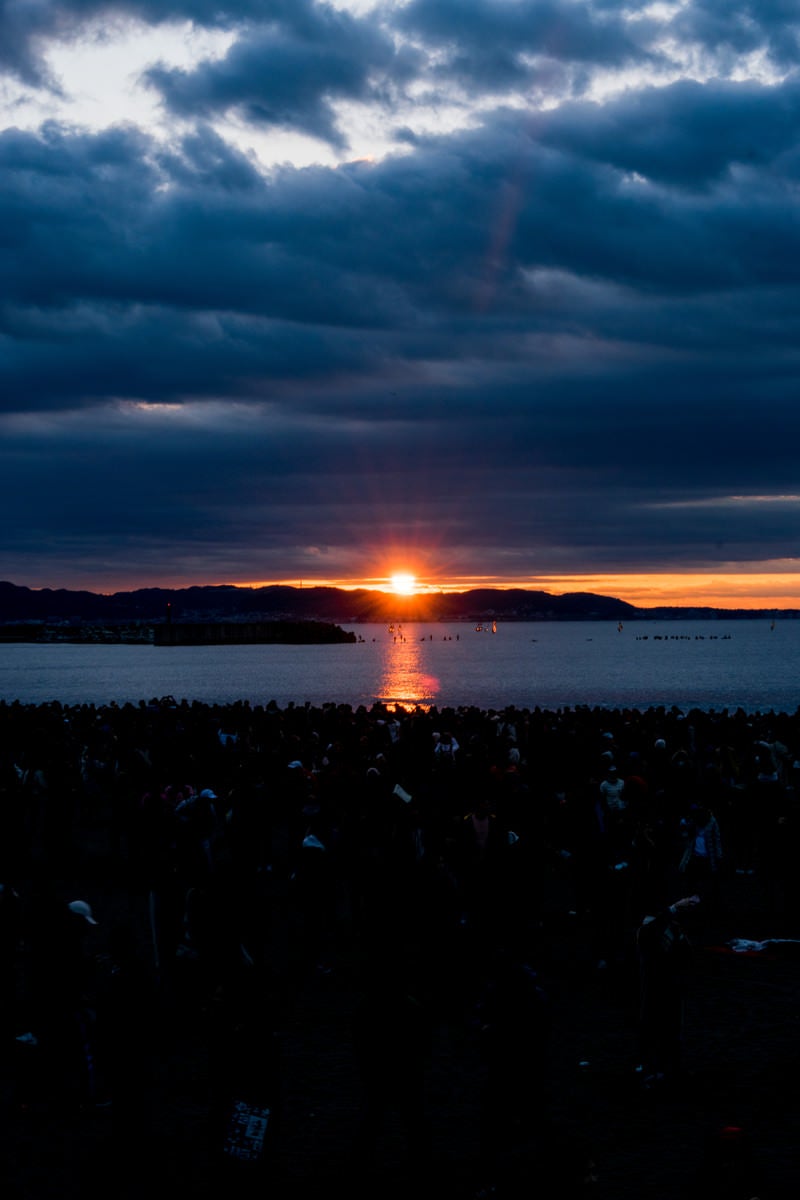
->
<box><xmin>636</xmin><ymin>894</ymin><xmax>699</xmax><ymax>1091</ymax></box>
<box><xmin>92</xmin><ymin>919</ymin><xmax>157</xmax><ymax>1149</ymax></box>
<box><xmin>0</xmin><ymin>882</ymin><xmax>21</xmax><ymax>1048</ymax></box>
<box><xmin>678</xmin><ymin>804</ymin><xmax>723</xmax><ymax>908</ymax></box>
<box><xmin>20</xmin><ymin>893</ymin><xmax>103</xmax><ymax>1107</ymax></box>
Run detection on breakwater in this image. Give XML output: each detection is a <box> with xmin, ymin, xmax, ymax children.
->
<box><xmin>0</xmin><ymin>623</ymin><xmax>153</xmax><ymax>644</ymax></box>
<box><xmin>0</xmin><ymin>620</ymin><xmax>356</xmax><ymax>645</ymax></box>
<box><xmin>153</xmin><ymin>620</ymin><xmax>356</xmax><ymax>645</ymax></box>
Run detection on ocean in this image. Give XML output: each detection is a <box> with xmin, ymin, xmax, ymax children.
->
<box><xmin>1</xmin><ymin>618</ymin><xmax>797</xmax><ymax>714</ymax></box>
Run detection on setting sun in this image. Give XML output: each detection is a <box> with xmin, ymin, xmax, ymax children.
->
<box><xmin>390</xmin><ymin>572</ymin><xmax>417</xmax><ymax>596</ymax></box>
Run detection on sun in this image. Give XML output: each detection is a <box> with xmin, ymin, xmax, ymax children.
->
<box><xmin>390</xmin><ymin>572</ymin><xmax>417</xmax><ymax>596</ymax></box>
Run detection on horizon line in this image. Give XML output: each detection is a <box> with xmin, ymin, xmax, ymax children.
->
<box><xmin>6</xmin><ymin>575</ymin><xmax>800</xmax><ymax>612</ymax></box>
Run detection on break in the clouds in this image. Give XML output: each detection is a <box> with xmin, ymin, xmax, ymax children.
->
<box><xmin>2</xmin><ymin>0</ymin><xmax>800</xmax><ymax>596</ymax></box>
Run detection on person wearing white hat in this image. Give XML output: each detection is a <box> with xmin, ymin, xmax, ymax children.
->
<box><xmin>68</xmin><ymin>900</ymin><xmax>98</xmax><ymax>926</ymax></box>
<box><xmin>18</xmin><ymin>893</ymin><xmax>103</xmax><ymax>1107</ymax></box>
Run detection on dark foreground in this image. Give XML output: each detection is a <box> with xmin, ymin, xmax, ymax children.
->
<box><xmin>2</xmin><ymin>698</ymin><xmax>800</xmax><ymax>1199</ymax></box>
<box><xmin>3</xmin><ymin>849</ymin><xmax>799</xmax><ymax>1200</ymax></box>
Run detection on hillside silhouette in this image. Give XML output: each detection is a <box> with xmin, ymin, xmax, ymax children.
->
<box><xmin>0</xmin><ymin>579</ymin><xmax>795</xmax><ymax>627</ymax></box>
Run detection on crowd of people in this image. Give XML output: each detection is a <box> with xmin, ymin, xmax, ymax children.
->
<box><xmin>1</xmin><ymin>693</ymin><xmax>799</xmax><ymax>1194</ymax></box>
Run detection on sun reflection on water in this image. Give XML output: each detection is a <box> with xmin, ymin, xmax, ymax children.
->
<box><xmin>375</xmin><ymin>624</ymin><xmax>440</xmax><ymax>708</ymax></box>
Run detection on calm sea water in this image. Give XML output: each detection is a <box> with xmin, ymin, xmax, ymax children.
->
<box><xmin>1</xmin><ymin>619</ymin><xmax>798</xmax><ymax>714</ymax></box>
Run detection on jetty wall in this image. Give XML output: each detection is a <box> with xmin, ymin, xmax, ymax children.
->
<box><xmin>153</xmin><ymin>620</ymin><xmax>356</xmax><ymax>645</ymax></box>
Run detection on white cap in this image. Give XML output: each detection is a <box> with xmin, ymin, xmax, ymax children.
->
<box><xmin>68</xmin><ymin>900</ymin><xmax>98</xmax><ymax>925</ymax></box>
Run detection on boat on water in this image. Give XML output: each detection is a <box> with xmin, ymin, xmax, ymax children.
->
<box><xmin>475</xmin><ymin>621</ymin><xmax>498</xmax><ymax>633</ymax></box>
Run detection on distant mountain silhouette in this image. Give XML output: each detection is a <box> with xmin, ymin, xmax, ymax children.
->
<box><xmin>0</xmin><ymin>580</ymin><xmax>794</xmax><ymax>625</ymax></box>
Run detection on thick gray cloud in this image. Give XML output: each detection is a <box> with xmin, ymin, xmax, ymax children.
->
<box><xmin>1</xmin><ymin>0</ymin><xmax>800</xmax><ymax>592</ymax></box>
<box><xmin>144</xmin><ymin>7</ymin><xmax>418</xmax><ymax>149</ymax></box>
<box><xmin>397</xmin><ymin>0</ymin><xmax>655</xmax><ymax>87</ymax></box>
<box><xmin>671</xmin><ymin>0</ymin><xmax>800</xmax><ymax>71</ymax></box>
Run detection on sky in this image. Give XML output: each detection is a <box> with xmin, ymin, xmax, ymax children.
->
<box><xmin>2</xmin><ymin>1</ymin><xmax>800</xmax><ymax>609</ymax></box>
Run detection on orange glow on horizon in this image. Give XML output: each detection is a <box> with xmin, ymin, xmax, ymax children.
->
<box><xmin>64</xmin><ymin>568</ymin><xmax>800</xmax><ymax>610</ymax></box>
<box><xmin>239</xmin><ymin>571</ymin><xmax>800</xmax><ymax>610</ymax></box>
<box><xmin>537</xmin><ymin>573</ymin><xmax>800</xmax><ymax>610</ymax></box>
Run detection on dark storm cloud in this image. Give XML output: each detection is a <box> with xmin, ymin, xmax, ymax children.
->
<box><xmin>138</xmin><ymin>0</ymin><xmax>660</xmax><ymax>135</ymax></box>
<box><xmin>3</xmin><ymin>80</ymin><xmax>800</xmax><ymax>419</ymax></box>
<box><xmin>3</xmin><ymin>75</ymin><xmax>800</xmax><ymax>343</ymax></box>
<box><xmin>3</xmin><ymin>1</ymin><xmax>800</xmax><ymax>587</ymax></box>
<box><xmin>670</xmin><ymin>0</ymin><xmax>800</xmax><ymax>71</ymax></box>
<box><xmin>397</xmin><ymin>0</ymin><xmax>654</xmax><ymax>88</ymax></box>
<box><xmin>3</xmin><ymin>0</ymin><xmax>799</xmax><ymax>96</ymax></box>
<box><xmin>144</xmin><ymin>6</ymin><xmax>417</xmax><ymax>150</ymax></box>
<box><xmin>1</xmin><ymin>79</ymin><xmax>800</xmax><ymax>336</ymax></box>
<box><xmin>4</xmin><ymin>396</ymin><xmax>799</xmax><ymax>587</ymax></box>
<box><xmin>534</xmin><ymin>78</ymin><xmax>800</xmax><ymax>188</ymax></box>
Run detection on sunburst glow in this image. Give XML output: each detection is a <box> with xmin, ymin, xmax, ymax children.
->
<box><xmin>390</xmin><ymin>572</ymin><xmax>417</xmax><ymax>596</ymax></box>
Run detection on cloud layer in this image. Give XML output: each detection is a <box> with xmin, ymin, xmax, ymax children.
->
<box><xmin>2</xmin><ymin>0</ymin><xmax>800</xmax><ymax>594</ymax></box>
